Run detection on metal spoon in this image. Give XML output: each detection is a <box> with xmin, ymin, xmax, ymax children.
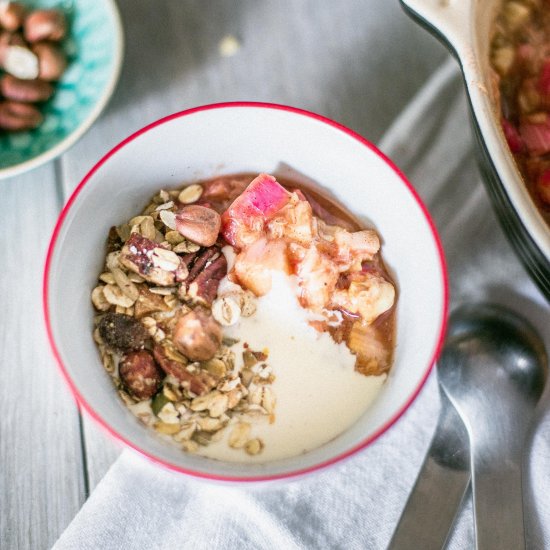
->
<box><xmin>438</xmin><ymin>303</ymin><xmax>547</xmax><ymax>550</ymax></box>
<box><xmin>389</xmin><ymin>307</ymin><xmax>481</xmax><ymax>550</ymax></box>
<box><xmin>388</xmin><ymin>388</ymin><xmax>470</xmax><ymax>550</ymax></box>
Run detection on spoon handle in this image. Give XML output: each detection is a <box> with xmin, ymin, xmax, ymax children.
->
<box><xmin>471</xmin><ymin>445</ymin><xmax>526</xmax><ymax>550</ymax></box>
<box><xmin>388</xmin><ymin>390</ymin><xmax>470</xmax><ymax>550</ymax></box>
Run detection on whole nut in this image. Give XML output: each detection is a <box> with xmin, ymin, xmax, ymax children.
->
<box><xmin>32</xmin><ymin>41</ymin><xmax>66</xmax><ymax>81</ymax></box>
<box><xmin>173</xmin><ymin>308</ymin><xmax>222</xmax><ymax>361</ymax></box>
<box><xmin>119</xmin><ymin>350</ymin><xmax>162</xmax><ymax>400</ymax></box>
<box><xmin>175</xmin><ymin>205</ymin><xmax>221</xmax><ymax>247</ymax></box>
<box><xmin>1</xmin><ymin>43</ymin><xmax>38</xmax><ymax>79</ymax></box>
<box><xmin>0</xmin><ymin>100</ymin><xmax>42</xmax><ymax>130</ymax></box>
<box><xmin>0</xmin><ymin>2</ymin><xmax>26</xmax><ymax>32</ymax></box>
<box><xmin>0</xmin><ymin>74</ymin><xmax>53</xmax><ymax>102</ymax></box>
<box><xmin>98</xmin><ymin>312</ymin><xmax>148</xmax><ymax>352</ymax></box>
<box><xmin>24</xmin><ymin>9</ymin><xmax>67</xmax><ymax>43</ymax></box>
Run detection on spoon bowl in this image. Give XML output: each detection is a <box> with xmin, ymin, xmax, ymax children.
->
<box><xmin>438</xmin><ymin>303</ymin><xmax>547</xmax><ymax>550</ymax></box>
<box><xmin>440</xmin><ymin>304</ymin><xmax>547</xmax><ymax>405</ymax></box>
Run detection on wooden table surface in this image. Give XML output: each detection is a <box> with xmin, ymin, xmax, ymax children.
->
<box><xmin>0</xmin><ymin>1</ymin><xmax>446</xmax><ymax>547</ymax></box>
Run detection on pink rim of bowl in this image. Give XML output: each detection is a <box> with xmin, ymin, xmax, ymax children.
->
<box><xmin>43</xmin><ymin>101</ymin><xmax>449</xmax><ymax>483</ymax></box>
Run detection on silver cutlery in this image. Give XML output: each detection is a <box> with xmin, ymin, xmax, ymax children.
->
<box><xmin>389</xmin><ymin>303</ymin><xmax>547</xmax><ymax>550</ymax></box>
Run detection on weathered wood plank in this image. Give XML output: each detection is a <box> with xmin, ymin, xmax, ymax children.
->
<box><xmin>59</xmin><ymin>0</ymin><xmax>447</xmax><ymax>493</ymax></box>
<box><xmin>0</xmin><ymin>163</ymin><xmax>85</xmax><ymax>550</ymax></box>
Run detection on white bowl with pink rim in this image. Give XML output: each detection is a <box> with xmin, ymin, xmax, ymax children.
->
<box><xmin>43</xmin><ymin>102</ymin><xmax>448</xmax><ymax>482</ymax></box>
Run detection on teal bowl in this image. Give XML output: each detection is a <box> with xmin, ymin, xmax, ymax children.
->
<box><xmin>0</xmin><ymin>0</ymin><xmax>123</xmax><ymax>179</ymax></box>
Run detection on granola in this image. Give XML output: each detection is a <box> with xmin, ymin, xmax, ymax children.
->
<box><xmin>92</xmin><ymin>181</ymin><xmax>271</xmax><ymax>456</ymax></box>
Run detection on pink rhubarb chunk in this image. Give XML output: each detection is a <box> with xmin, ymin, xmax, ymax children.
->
<box><xmin>520</xmin><ymin>118</ymin><xmax>550</xmax><ymax>156</ymax></box>
<box><xmin>538</xmin><ymin>59</ymin><xmax>550</xmax><ymax>99</ymax></box>
<box><xmin>221</xmin><ymin>173</ymin><xmax>291</xmax><ymax>247</ymax></box>
<box><xmin>501</xmin><ymin>117</ymin><xmax>523</xmax><ymax>154</ymax></box>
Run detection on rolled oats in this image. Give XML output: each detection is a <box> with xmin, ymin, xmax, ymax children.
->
<box><xmin>106</xmin><ymin>251</ymin><xmax>121</xmax><ymax>271</ymax></box>
<box><xmin>190</xmin><ymin>390</ymin><xmax>218</xmax><ymax>412</ymax></box>
<box><xmin>149</xmin><ymin>286</ymin><xmax>177</xmax><ymax>295</ymax></box>
<box><xmin>178</xmin><ymin>184</ymin><xmax>203</xmax><ymax>204</ymax></box>
<box><xmin>165</xmin><ymin>230</ymin><xmax>185</xmax><ymax>245</ymax></box>
<box><xmin>157</xmin><ymin>402</ymin><xmax>179</xmax><ymax>424</ymax></box>
<box><xmin>173</xmin><ymin>240</ymin><xmax>200</xmax><ymax>254</ymax></box>
<box><xmin>155</xmin><ymin>421</ymin><xmax>181</xmax><ymax>435</ymax></box>
<box><xmin>159</xmin><ymin>210</ymin><xmax>177</xmax><ymax>231</ymax></box>
<box><xmin>103</xmin><ymin>284</ymin><xmax>136</xmax><ymax>308</ymax></box>
<box><xmin>228</xmin><ymin>422</ymin><xmax>251</xmax><ymax>449</ymax></box>
<box><xmin>155</xmin><ymin>201</ymin><xmax>174</xmax><ymax>211</ymax></box>
<box><xmin>245</xmin><ymin>438</ymin><xmax>263</xmax><ymax>456</ymax></box>
<box><xmin>198</xmin><ymin>417</ymin><xmax>224</xmax><ymax>432</ymax></box>
<box><xmin>129</xmin><ymin>215</ymin><xmax>148</xmax><ymax>227</ymax></box>
<box><xmin>111</xmin><ymin>267</ymin><xmax>139</xmax><ymax>302</ymax></box>
<box><xmin>181</xmin><ymin>440</ymin><xmax>199</xmax><ymax>453</ymax></box>
<box><xmin>208</xmin><ymin>393</ymin><xmax>229</xmax><ymax>417</ymax></box>
<box><xmin>128</xmin><ymin>272</ymin><xmax>145</xmax><ymax>284</ymax></box>
<box><xmin>99</xmin><ymin>272</ymin><xmax>116</xmax><ymax>285</ymax></box>
<box><xmin>91</xmin><ymin>285</ymin><xmax>111</xmax><ymax>311</ymax></box>
<box><xmin>240</xmin><ymin>291</ymin><xmax>257</xmax><ymax>317</ymax></box>
<box><xmin>261</xmin><ymin>386</ymin><xmax>276</xmax><ymax>414</ymax></box>
<box><xmin>212</xmin><ymin>295</ymin><xmax>241</xmax><ymax>326</ymax></box>
<box><xmin>174</xmin><ymin>422</ymin><xmax>197</xmax><ymax>442</ymax></box>
<box><xmin>140</xmin><ymin>216</ymin><xmax>157</xmax><ymax>241</ymax></box>
<box><xmin>151</xmin><ymin>247</ymin><xmax>180</xmax><ymax>272</ymax></box>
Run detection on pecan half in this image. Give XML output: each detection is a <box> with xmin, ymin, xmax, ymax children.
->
<box><xmin>188</xmin><ymin>254</ymin><xmax>227</xmax><ymax>304</ymax></box>
<box><xmin>180</xmin><ymin>247</ymin><xmax>227</xmax><ymax>304</ymax></box>
<box><xmin>120</xmin><ymin>233</ymin><xmax>188</xmax><ymax>287</ymax></box>
<box><xmin>153</xmin><ymin>343</ymin><xmax>217</xmax><ymax>396</ymax></box>
<box><xmin>186</xmin><ymin>247</ymin><xmax>219</xmax><ymax>282</ymax></box>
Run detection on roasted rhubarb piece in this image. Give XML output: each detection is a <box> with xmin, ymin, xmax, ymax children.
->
<box><xmin>490</xmin><ymin>0</ymin><xmax>550</xmax><ymax>218</ymax></box>
<box><xmin>222</xmin><ymin>173</ymin><xmax>391</xmax><ymax>317</ymax></box>
<box><xmin>221</xmin><ymin>173</ymin><xmax>291</xmax><ymax>247</ymax></box>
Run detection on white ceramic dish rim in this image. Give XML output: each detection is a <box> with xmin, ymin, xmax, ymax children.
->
<box><xmin>400</xmin><ymin>0</ymin><xmax>550</xmax><ymax>263</ymax></box>
<box><xmin>0</xmin><ymin>0</ymin><xmax>124</xmax><ymax>180</ymax></box>
<box><xmin>43</xmin><ymin>102</ymin><xmax>449</xmax><ymax>482</ymax></box>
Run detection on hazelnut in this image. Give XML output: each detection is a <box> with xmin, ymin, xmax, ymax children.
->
<box><xmin>119</xmin><ymin>350</ymin><xmax>162</xmax><ymax>400</ymax></box>
<box><xmin>98</xmin><ymin>312</ymin><xmax>148</xmax><ymax>352</ymax></box>
<box><xmin>1</xmin><ymin>74</ymin><xmax>53</xmax><ymax>102</ymax></box>
<box><xmin>32</xmin><ymin>41</ymin><xmax>66</xmax><ymax>81</ymax></box>
<box><xmin>173</xmin><ymin>308</ymin><xmax>222</xmax><ymax>361</ymax></box>
<box><xmin>175</xmin><ymin>205</ymin><xmax>221</xmax><ymax>247</ymax></box>
<box><xmin>0</xmin><ymin>2</ymin><xmax>26</xmax><ymax>32</ymax></box>
<box><xmin>0</xmin><ymin>100</ymin><xmax>41</xmax><ymax>130</ymax></box>
<box><xmin>24</xmin><ymin>9</ymin><xmax>66</xmax><ymax>43</ymax></box>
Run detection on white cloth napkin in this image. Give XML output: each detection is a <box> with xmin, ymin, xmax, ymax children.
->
<box><xmin>53</xmin><ymin>58</ymin><xmax>550</xmax><ymax>550</ymax></box>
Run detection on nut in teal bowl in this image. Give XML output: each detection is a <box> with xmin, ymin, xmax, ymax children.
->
<box><xmin>0</xmin><ymin>0</ymin><xmax>123</xmax><ymax>179</ymax></box>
